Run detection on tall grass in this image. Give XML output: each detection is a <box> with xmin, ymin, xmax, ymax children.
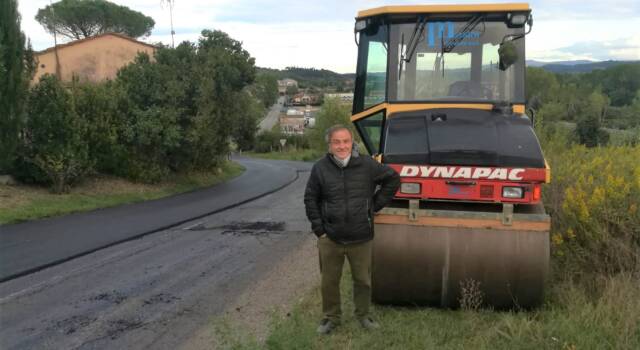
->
<box><xmin>220</xmin><ymin>270</ymin><xmax>639</xmax><ymax>350</ymax></box>
<box><xmin>540</xmin><ymin>126</ymin><xmax>640</xmax><ymax>276</ymax></box>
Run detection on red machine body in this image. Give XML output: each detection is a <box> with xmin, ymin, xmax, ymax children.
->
<box><xmin>389</xmin><ymin>164</ymin><xmax>546</xmax><ymax>204</ymax></box>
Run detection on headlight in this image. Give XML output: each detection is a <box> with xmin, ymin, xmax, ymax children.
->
<box><xmin>400</xmin><ymin>183</ymin><xmax>421</xmax><ymax>194</ymax></box>
<box><xmin>510</xmin><ymin>14</ymin><xmax>528</xmax><ymax>26</ymax></box>
<box><xmin>354</xmin><ymin>20</ymin><xmax>367</xmax><ymax>32</ymax></box>
<box><xmin>502</xmin><ymin>186</ymin><xmax>524</xmax><ymax>198</ymax></box>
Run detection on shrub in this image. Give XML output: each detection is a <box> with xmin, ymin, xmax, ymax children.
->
<box><xmin>72</xmin><ymin>80</ymin><xmax>125</xmax><ymax>174</ymax></box>
<box><xmin>19</xmin><ymin>74</ymin><xmax>92</xmax><ymax>192</ymax></box>
<box><xmin>543</xmin><ymin>137</ymin><xmax>640</xmax><ymax>276</ymax></box>
<box><xmin>253</xmin><ymin>130</ymin><xmax>281</xmax><ymax>153</ymax></box>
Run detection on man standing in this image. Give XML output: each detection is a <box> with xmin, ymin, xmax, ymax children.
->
<box><xmin>304</xmin><ymin>125</ymin><xmax>400</xmax><ymax>335</ymax></box>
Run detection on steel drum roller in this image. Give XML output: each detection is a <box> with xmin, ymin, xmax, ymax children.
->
<box><xmin>372</xmin><ymin>207</ymin><xmax>550</xmax><ymax>309</ymax></box>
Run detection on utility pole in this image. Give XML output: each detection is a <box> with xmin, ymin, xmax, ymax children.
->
<box><xmin>169</xmin><ymin>0</ymin><xmax>175</xmax><ymax>48</ymax></box>
<box><xmin>161</xmin><ymin>0</ymin><xmax>176</xmax><ymax>48</ymax></box>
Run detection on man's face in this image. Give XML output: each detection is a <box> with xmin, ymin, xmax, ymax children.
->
<box><xmin>329</xmin><ymin>129</ymin><xmax>353</xmax><ymax>160</ymax></box>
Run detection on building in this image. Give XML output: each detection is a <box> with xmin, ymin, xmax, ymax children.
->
<box><xmin>32</xmin><ymin>32</ymin><xmax>157</xmax><ymax>83</ymax></box>
<box><xmin>324</xmin><ymin>93</ymin><xmax>354</xmax><ymax>104</ymax></box>
<box><xmin>277</xmin><ymin>78</ymin><xmax>298</xmax><ymax>95</ymax></box>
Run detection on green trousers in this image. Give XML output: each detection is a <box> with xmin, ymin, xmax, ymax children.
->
<box><xmin>317</xmin><ymin>235</ymin><xmax>372</xmax><ymax>324</ymax></box>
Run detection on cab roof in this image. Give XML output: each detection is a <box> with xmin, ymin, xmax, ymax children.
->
<box><xmin>356</xmin><ymin>3</ymin><xmax>530</xmax><ymax>19</ymax></box>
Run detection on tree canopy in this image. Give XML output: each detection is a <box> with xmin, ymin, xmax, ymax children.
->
<box><xmin>35</xmin><ymin>0</ymin><xmax>155</xmax><ymax>40</ymax></box>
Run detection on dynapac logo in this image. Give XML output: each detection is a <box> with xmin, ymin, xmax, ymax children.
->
<box><xmin>399</xmin><ymin>166</ymin><xmax>525</xmax><ymax>180</ymax></box>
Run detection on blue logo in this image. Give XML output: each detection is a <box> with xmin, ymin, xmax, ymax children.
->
<box><xmin>427</xmin><ymin>21</ymin><xmax>481</xmax><ymax>48</ymax></box>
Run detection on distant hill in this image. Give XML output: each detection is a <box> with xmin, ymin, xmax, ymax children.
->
<box><xmin>257</xmin><ymin>67</ymin><xmax>354</xmax><ymax>90</ymax></box>
<box><xmin>527</xmin><ymin>60</ymin><xmax>639</xmax><ymax>73</ymax></box>
<box><xmin>526</xmin><ymin>59</ymin><xmax>596</xmax><ymax>67</ymax></box>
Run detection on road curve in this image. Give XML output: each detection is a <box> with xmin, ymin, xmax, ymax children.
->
<box><xmin>0</xmin><ymin>157</ymin><xmax>310</xmax><ymax>282</ymax></box>
<box><xmin>0</xmin><ymin>164</ymin><xmax>315</xmax><ymax>349</ymax></box>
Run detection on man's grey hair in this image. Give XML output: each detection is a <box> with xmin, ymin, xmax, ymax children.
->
<box><xmin>324</xmin><ymin>124</ymin><xmax>353</xmax><ymax>144</ymax></box>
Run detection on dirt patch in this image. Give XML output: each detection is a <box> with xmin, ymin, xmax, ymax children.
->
<box><xmin>228</xmin><ymin>235</ymin><xmax>318</xmax><ymax>341</ymax></box>
<box><xmin>106</xmin><ymin>318</ymin><xmax>144</xmax><ymax>339</ymax></box>
<box><xmin>0</xmin><ymin>184</ymin><xmax>48</xmax><ymax>210</ymax></box>
<box><xmin>189</xmin><ymin>221</ymin><xmax>286</xmax><ymax>236</ymax></box>
<box><xmin>143</xmin><ymin>293</ymin><xmax>181</xmax><ymax>306</ymax></box>
<box><xmin>50</xmin><ymin>315</ymin><xmax>97</xmax><ymax>335</ymax></box>
<box><xmin>88</xmin><ymin>290</ymin><xmax>127</xmax><ymax>305</ymax></box>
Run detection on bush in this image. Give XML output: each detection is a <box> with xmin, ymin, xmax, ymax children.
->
<box><xmin>253</xmin><ymin>129</ymin><xmax>313</xmax><ymax>154</ymax></box>
<box><xmin>73</xmin><ymin>80</ymin><xmax>125</xmax><ymax>174</ymax></box>
<box><xmin>543</xmin><ymin>135</ymin><xmax>640</xmax><ymax>276</ymax></box>
<box><xmin>19</xmin><ymin>75</ymin><xmax>92</xmax><ymax>193</ymax></box>
<box><xmin>253</xmin><ymin>130</ymin><xmax>278</xmax><ymax>153</ymax></box>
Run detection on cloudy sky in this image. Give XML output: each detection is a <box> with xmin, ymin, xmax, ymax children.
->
<box><xmin>18</xmin><ymin>0</ymin><xmax>640</xmax><ymax>73</ymax></box>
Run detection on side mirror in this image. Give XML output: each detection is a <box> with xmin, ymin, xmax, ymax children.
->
<box><xmin>527</xmin><ymin>107</ymin><xmax>536</xmax><ymax>126</ymax></box>
<box><xmin>498</xmin><ymin>42</ymin><xmax>518</xmax><ymax>71</ymax></box>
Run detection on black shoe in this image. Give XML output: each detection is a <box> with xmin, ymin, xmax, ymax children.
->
<box><xmin>358</xmin><ymin>316</ymin><xmax>380</xmax><ymax>330</ymax></box>
<box><xmin>316</xmin><ymin>318</ymin><xmax>338</xmax><ymax>335</ymax></box>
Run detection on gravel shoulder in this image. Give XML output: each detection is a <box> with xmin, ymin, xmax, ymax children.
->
<box><xmin>181</xmin><ymin>236</ymin><xmax>319</xmax><ymax>349</ymax></box>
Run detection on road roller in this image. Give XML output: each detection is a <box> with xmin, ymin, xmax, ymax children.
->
<box><xmin>351</xmin><ymin>3</ymin><xmax>550</xmax><ymax>308</ymax></box>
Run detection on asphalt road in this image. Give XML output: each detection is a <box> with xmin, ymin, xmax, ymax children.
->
<box><xmin>0</xmin><ymin>157</ymin><xmax>302</xmax><ymax>282</ymax></box>
<box><xmin>0</xmin><ymin>159</ymin><xmax>314</xmax><ymax>350</ymax></box>
<box><xmin>258</xmin><ymin>97</ymin><xmax>284</xmax><ymax>132</ymax></box>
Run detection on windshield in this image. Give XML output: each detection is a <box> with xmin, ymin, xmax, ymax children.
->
<box><xmin>390</xmin><ymin>19</ymin><xmax>525</xmax><ymax>103</ymax></box>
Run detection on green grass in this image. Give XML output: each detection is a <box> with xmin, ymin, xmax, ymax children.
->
<box><xmin>244</xmin><ymin>149</ymin><xmax>323</xmax><ymax>162</ymax></box>
<box><xmin>0</xmin><ymin>161</ymin><xmax>244</xmax><ymax>225</ymax></box>
<box><xmin>220</xmin><ymin>269</ymin><xmax>640</xmax><ymax>350</ymax></box>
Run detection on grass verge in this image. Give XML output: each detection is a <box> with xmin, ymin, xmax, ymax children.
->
<box><xmin>0</xmin><ymin>161</ymin><xmax>244</xmax><ymax>225</ymax></box>
<box><xmin>244</xmin><ymin>149</ymin><xmax>323</xmax><ymax>162</ymax></box>
<box><xmin>220</xmin><ymin>269</ymin><xmax>639</xmax><ymax>350</ymax></box>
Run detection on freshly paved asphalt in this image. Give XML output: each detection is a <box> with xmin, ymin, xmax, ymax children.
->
<box><xmin>0</xmin><ymin>157</ymin><xmax>312</xmax><ymax>282</ymax></box>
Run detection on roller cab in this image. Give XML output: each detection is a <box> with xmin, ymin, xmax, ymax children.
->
<box><xmin>352</xmin><ymin>3</ymin><xmax>550</xmax><ymax>308</ymax></box>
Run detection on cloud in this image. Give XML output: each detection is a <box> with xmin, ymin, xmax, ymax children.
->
<box><xmin>19</xmin><ymin>0</ymin><xmax>640</xmax><ymax>72</ymax></box>
<box><xmin>557</xmin><ymin>37</ymin><xmax>640</xmax><ymax>61</ymax></box>
<box><xmin>531</xmin><ymin>0</ymin><xmax>640</xmax><ymax>21</ymax></box>
<box><xmin>148</xmin><ymin>20</ymin><xmax>359</xmax><ymax>73</ymax></box>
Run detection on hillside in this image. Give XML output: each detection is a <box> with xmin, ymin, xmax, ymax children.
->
<box><xmin>258</xmin><ymin>66</ymin><xmax>355</xmax><ymax>90</ymax></box>
<box><xmin>527</xmin><ymin>60</ymin><xmax>639</xmax><ymax>73</ymax></box>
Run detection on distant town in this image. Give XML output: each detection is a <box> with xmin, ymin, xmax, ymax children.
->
<box><xmin>277</xmin><ymin>77</ymin><xmax>354</xmax><ymax>135</ymax></box>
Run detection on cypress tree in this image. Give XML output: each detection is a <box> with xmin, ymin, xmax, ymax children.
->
<box><xmin>0</xmin><ymin>0</ymin><xmax>35</xmax><ymax>174</ymax></box>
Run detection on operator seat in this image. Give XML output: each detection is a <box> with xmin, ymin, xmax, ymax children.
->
<box><xmin>448</xmin><ymin>81</ymin><xmax>492</xmax><ymax>99</ymax></box>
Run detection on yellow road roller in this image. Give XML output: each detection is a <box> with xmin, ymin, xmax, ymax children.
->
<box><xmin>351</xmin><ymin>3</ymin><xmax>550</xmax><ymax>308</ymax></box>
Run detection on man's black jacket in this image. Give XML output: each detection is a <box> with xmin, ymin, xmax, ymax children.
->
<box><xmin>304</xmin><ymin>152</ymin><xmax>400</xmax><ymax>244</ymax></box>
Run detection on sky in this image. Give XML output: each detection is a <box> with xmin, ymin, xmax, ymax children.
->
<box><xmin>18</xmin><ymin>0</ymin><xmax>640</xmax><ymax>73</ymax></box>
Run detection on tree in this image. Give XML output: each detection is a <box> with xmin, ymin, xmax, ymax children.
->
<box><xmin>231</xmin><ymin>90</ymin><xmax>262</xmax><ymax>151</ymax></box>
<box><xmin>525</xmin><ymin>67</ymin><xmax>560</xmax><ymax>109</ymax></box>
<box><xmin>190</xmin><ymin>30</ymin><xmax>256</xmax><ymax>167</ymax></box>
<box><xmin>35</xmin><ymin>0</ymin><xmax>155</xmax><ymax>40</ymax></box>
<box><xmin>309</xmin><ymin>97</ymin><xmax>353</xmax><ymax>152</ymax></box>
<box><xmin>575</xmin><ymin>91</ymin><xmax>610</xmax><ymax>147</ymax></box>
<box><xmin>115</xmin><ymin>52</ymin><xmax>183</xmax><ymax>181</ymax></box>
<box><xmin>285</xmin><ymin>85</ymin><xmax>299</xmax><ymax>96</ymax></box>
<box><xmin>112</xmin><ymin>29</ymin><xmax>257</xmax><ymax>180</ymax></box>
<box><xmin>252</xmin><ymin>72</ymin><xmax>278</xmax><ymax>108</ymax></box>
<box><xmin>0</xmin><ymin>0</ymin><xmax>36</xmax><ymax>174</ymax></box>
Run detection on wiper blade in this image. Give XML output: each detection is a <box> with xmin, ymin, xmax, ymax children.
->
<box><xmin>399</xmin><ymin>16</ymin><xmax>426</xmax><ymax>80</ymax></box>
<box><xmin>443</xmin><ymin>14</ymin><xmax>483</xmax><ymax>53</ymax></box>
<box><xmin>404</xmin><ymin>16</ymin><xmax>427</xmax><ymax>63</ymax></box>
